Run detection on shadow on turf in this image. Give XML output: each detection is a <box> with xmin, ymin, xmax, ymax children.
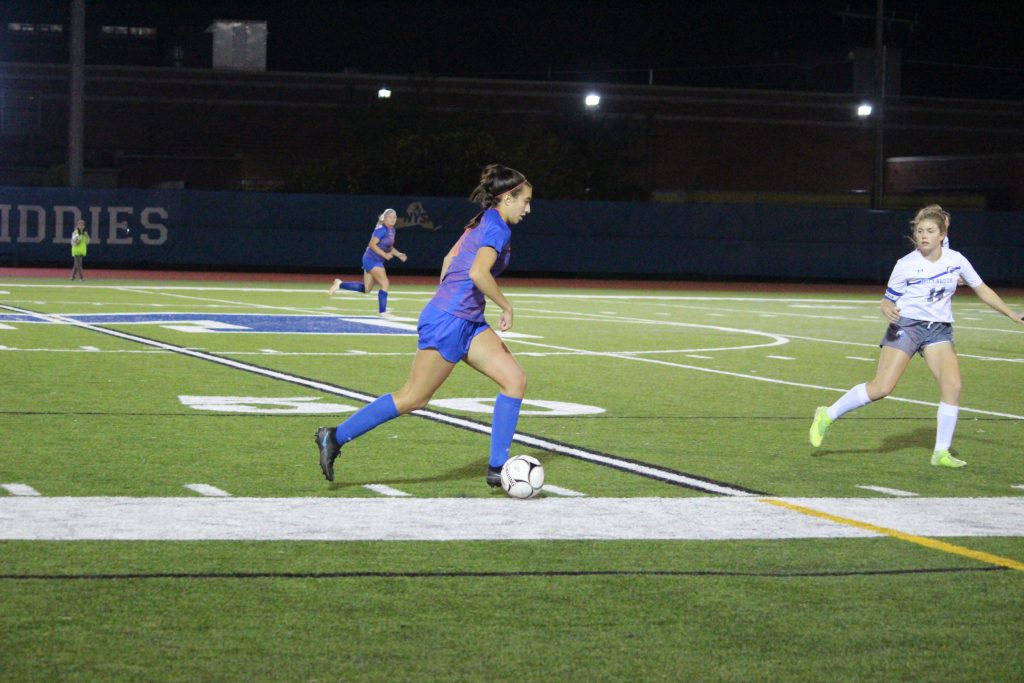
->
<box><xmin>324</xmin><ymin>458</ymin><xmax>497</xmax><ymax>490</ymax></box>
<box><xmin>811</xmin><ymin>427</ymin><xmax>935</xmax><ymax>458</ymax></box>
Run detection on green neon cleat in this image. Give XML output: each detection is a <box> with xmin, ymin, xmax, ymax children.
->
<box><xmin>809</xmin><ymin>406</ymin><xmax>833</xmax><ymax>447</ymax></box>
<box><xmin>931</xmin><ymin>449</ymin><xmax>966</xmax><ymax>468</ymax></box>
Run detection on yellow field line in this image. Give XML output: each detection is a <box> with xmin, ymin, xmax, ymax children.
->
<box><xmin>761</xmin><ymin>498</ymin><xmax>1024</xmax><ymax>572</ymax></box>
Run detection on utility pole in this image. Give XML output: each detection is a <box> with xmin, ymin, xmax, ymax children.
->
<box><xmin>67</xmin><ymin>0</ymin><xmax>85</xmax><ymax>187</ymax></box>
<box><xmin>871</xmin><ymin>0</ymin><xmax>885</xmax><ymax>209</ymax></box>
<box><xmin>838</xmin><ymin>2</ymin><xmax>917</xmax><ymax>209</ymax></box>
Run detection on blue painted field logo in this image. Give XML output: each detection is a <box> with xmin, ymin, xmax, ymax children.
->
<box><xmin>0</xmin><ymin>312</ymin><xmax>415</xmax><ymax>335</ymax></box>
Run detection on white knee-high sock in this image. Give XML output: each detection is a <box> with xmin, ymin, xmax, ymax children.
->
<box><xmin>934</xmin><ymin>402</ymin><xmax>959</xmax><ymax>452</ymax></box>
<box><xmin>827</xmin><ymin>383</ymin><xmax>872</xmax><ymax>421</ymax></box>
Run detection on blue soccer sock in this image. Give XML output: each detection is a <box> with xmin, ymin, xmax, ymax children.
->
<box><xmin>334</xmin><ymin>394</ymin><xmax>399</xmax><ymax>445</ymax></box>
<box><xmin>340</xmin><ymin>281</ymin><xmax>365</xmax><ymax>293</ymax></box>
<box><xmin>378</xmin><ymin>290</ymin><xmax>388</xmax><ymax>313</ymax></box>
<box><xmin>489</xmin><ymin>393</ymin><xmax>523</xmax><ymax>468</ymax></box>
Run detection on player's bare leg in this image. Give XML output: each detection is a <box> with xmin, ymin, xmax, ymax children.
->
<box><xmin>922</xmin><ymin>343</ymin><xmax>966</xmax><ymax>467</ymax></box>
<box><xmin>391</xmin><ymin>349</ymin><xmax>457</xmax><ymax>414</ymax></box>
<box><xmin>466</xmin><ymin>329</ymin><xmax>527</xmax><ymax>485</ymax></box>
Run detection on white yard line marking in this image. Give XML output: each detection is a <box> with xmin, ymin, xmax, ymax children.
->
<box><xmin>766</xmin><ymin>355</ymin><xmax>795</xmax><ymax>360</ymax></box>
<box><xmin>1</xmin><ymin>496</ymin><xmax>1020</xmax><ymax>541</ymax></box>
<box><xmin>855</xmin><ymin>485</ymin><xmax>919</xmax><ymax>497</ymax></box>
<box><xmin>1</xmin><ymin>483</ymin><xmax>40</xmax><ymax>497</ymax></box>
<box><xmin>80</xmin><ymin>345</ymin><xmax>99</xmax><ymax>351</ymax></box>
<box><xmin>506</xmin><ymin>338</ymin><xmax>1024</xmax><ymax>420</ymax></box>
<box><xmin>543</xmin><ymin>485</ymin><xmax>587</xmax><ymax>497</ymax></box>
<box><xmin>1012</xmin><ymin>485</ymin><xmax>1024</xmax><ymax>491</ymax></box>
<box><xmin>773</xmin><ymin>331</ymin><xmax>1023</xmax><ymax>362</ymax></box>
<box><xmin>846</xmin><ymin>356</ymin><xmax>875</xmax><ymax>362</ymax></box>
<box><xmin>0</xmin><ymin>347</ymin><xmax>414</xmax><ymax>357</ymax></box>
<box><xmin>0</xmin><ymin>305</ymin><xmax>758</xmax><ymax>497</ymax></box>
<box><xmin>184</xmin><ymin>484</ymin><xmax>231</xmax><ymax>497</ymax></box>
<box><xmin>363</xmin><ymin>484</ymin><xmax>411</xmax><ymax>497</ymax></box>
<box><xmin>685</xmin><ymin>354</ymin><xmax>713</xmax><ymax>359</ymax></box>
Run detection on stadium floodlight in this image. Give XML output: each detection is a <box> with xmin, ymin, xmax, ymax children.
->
<box><xmin>857</xmin><ymin>103</ymin><xmax>873</xmax><ymax>118</ymax></box>
<box><xmin>378</xmin><ymin>87</ymin><xmax>392</xmax><ymax>99</ymax></box>
<box><xmin>584</xmin><ymin>93</ymin><xmax>601</xmax><ymax>108</ymax></box>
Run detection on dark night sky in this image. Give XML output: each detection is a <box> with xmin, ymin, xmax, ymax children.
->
<box><xmin>3</xmin><ymin>0</ymin><xmax>1022</xmax><ymax>97</ymax></box>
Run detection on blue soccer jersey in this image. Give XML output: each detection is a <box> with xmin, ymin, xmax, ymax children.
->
<box><xmin>428</xmin><ymin>209</ymin><xmax>512</xmax><ymax>321</ymax></box>
<box><xmin>362</xmin><ymin>225</ymin><xmax>395</xmax><ymax>268</ymax></box>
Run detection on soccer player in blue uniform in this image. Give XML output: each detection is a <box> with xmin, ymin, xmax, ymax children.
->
<box><xmin>329</xmin><ymin>208</ymin><xmax>407</xmax><ymax>318</ymax></box>
<box><xmin>809</xmin><ymin>205</ymin><xmax>1024</xmax><ymax>467</ymax></box>
<box><xmin>316</xmin><ymin>164</ymin><xmax>532</xmax><ymax>486</ymax></box>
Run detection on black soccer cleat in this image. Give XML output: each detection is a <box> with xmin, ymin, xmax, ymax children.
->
<box><xmin>314</xmin><ymin>426</ymin><xmax>341</xmax><ymax>481</ymax></box>
<box><xmin>486</xmin><ymin>465</ymin><xmax>502</xmax><ymax>488</ymax></box>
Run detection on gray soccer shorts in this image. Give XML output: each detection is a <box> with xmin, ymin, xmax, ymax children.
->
<box><xmin>879</xmin><ymin>317</ymin><xmax>954</xmax><ymax>357</ymax></box>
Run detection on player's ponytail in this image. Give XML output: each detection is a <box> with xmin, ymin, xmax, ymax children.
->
<box><xmin>465</xmin><ymin>164</ymin><xmax>530</xmax><ymax>229</ymax></box>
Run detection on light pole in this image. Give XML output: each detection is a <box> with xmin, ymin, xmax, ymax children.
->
<box><xmin>67</xmin><ymin>0</ymin><xmax>85</xmax><ymax>187</ymax></box>
<box><xmin>870</xmin><ymin>0</ymin><xmax>885</xmax><ymax>209</ymax></box>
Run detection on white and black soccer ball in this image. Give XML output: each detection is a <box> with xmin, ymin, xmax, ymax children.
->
<box><xmin>500</xmin><ymin>455</ymin><xmax>544</xmax><ymax>499</ymax></box>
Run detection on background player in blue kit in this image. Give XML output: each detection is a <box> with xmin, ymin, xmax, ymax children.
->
<box><xmin>316</xmin><ymin>164</ymin><xmax>531</xmax><ymax>486</ymax></box>
<box><xmin>329</xmin><ymin>208</ymin><xmax>407</xmax><ymax>318</ymax></box>
<box><xmin>809</xmin><ymin>205</ymin><xmax>1024</xmax><ymax>467</ymax></box>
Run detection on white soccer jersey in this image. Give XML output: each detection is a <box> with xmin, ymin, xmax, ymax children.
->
<box><xmin>884</xmin><ymin>247</ymin><xmax>982</xmax><ymax>323</ymax></box>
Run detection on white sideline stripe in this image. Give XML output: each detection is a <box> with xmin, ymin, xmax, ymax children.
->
<box><xmin>184</xmin><ymin>484</ymin><xmax>231</xmax><ymax>497</ymax></box>
<box><xmin>543</xmin><ymin>485</ymin><xmax>586</xmax><ymax>497</ymax></box>
<box><xmin>856</xmin><ymin>485</ymin><xmax>919</xmax><ymax>497</ymax></box>
<box><xmin>1</xmin><ymin>483</ymin><xmax>40</xmax><ymax>497</ymax></box>
<box><xmin>1</xmin><ymin>496</ymin><xmax>1021</xmax><ymax>541</ymax></box>
<box><xmin>364</xmin><ymin>484</ymin><xmax>411</xmax><ymax>497</ymax></box>
<box><xmin>0</xmin><ymin>304</ymin><xmax>756</xmax><ymax>498</ymax></box>
<box><xmin>506</xmin><ymin>338</ymin><xmax>1024</xmax><ymax>421</ymax></box>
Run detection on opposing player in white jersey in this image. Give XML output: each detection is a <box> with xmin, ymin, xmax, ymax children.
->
<box><xmin>809</xmin><ymin>205</ymin><xmax>1024</xmax><ymax>467</ymax></box>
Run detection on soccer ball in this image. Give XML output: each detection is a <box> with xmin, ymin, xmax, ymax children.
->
<box><xmin>500</xmin><ymin>455</ymin><xmax>544</xmax><ymax>499</ymax></box>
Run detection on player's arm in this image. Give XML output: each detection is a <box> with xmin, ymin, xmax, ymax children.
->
<box><xmin>367</xmin><ymin>236</ymin><xmax>392</xmax><ymax>260</ymax></box>
<box><xmin>880</xmin><ymin>260</ymin><xmax>905</xmax><ymax>323</ymax></box>
<box><xmin>880</xmin><ymin>297</ymin><xmax>901</xmax><ymax>323</ymax></box>
<box><xmin>971</xmin><ymin>283</ymin><xmax>1024</xmax><ymax>323</ymax></box>
<box><xmin>469</xmin><ymin>246</ymin><xmax>513</xmax><ymax>331</ymax></box>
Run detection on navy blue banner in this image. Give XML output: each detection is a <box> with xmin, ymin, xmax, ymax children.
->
<box><xmin>1</xmin><ymin>187</ymin><xmax>1020</xmax><ymax>285</ymax></box>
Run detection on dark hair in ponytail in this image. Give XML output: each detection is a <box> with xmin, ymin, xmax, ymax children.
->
<box><xmin>465</xmin><ymin>164</ymin><xmax>530</xmax><ymax>229</ymax></box>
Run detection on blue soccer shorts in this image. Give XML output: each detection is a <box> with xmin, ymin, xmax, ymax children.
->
<box><xmin>417</xmin><ymin>303</ymin><xmax>490</xmax><ymax>363</ymax></box>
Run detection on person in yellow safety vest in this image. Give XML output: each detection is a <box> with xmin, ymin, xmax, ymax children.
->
<box><xmin>70</xmin><ymin>219</ymin><xmax>89</xmax><ymax>280</ymax></box>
